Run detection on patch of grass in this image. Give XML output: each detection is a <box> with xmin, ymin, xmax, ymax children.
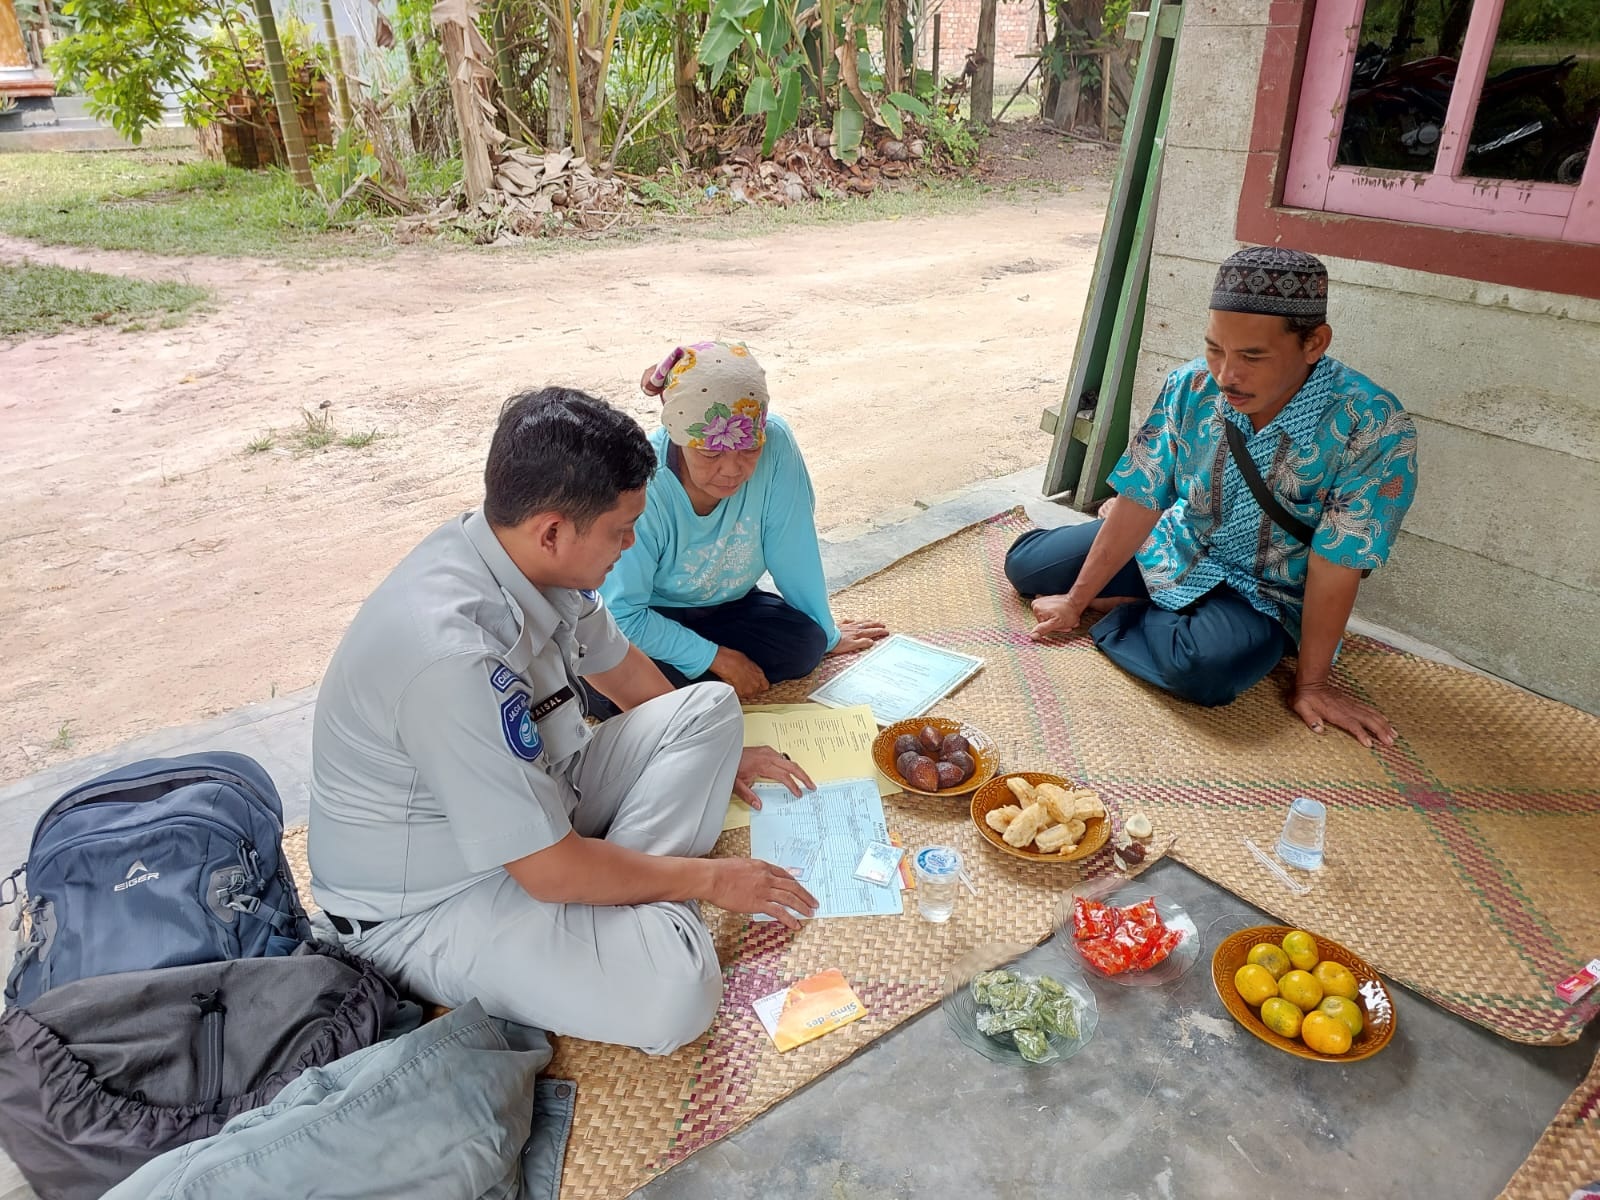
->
<box><xmin>51</xmin><ymin>721</ymin><xmax>73</xmax><ymax>751</ymax></box>
<box><xmin>0</xmin><ymin>261</ymin><xmax>210</xmax><ymax>339</ymax></box>
<box><xmin>244</xmin><ymin>433</ymin><xmax>275</xmax><ymax>454</ymax></box>
<box><xmin>339</xmin><ymin>429</ymin><xmax>383</xmax><ymax>449</ymax></box>
<box><xmin>0</xmin><ymin>150</ymin><xmax>359</xmax><ymax>258</ymax></box>
<box><xmin>296</xmin><ymin>407</ymin><xmax>337</xmax><ymax>451</ymax></box>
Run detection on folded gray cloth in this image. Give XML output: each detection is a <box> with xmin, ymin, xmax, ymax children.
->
<box><xmin>104</xmin><ymin>1001</ymin><xmax>574</xmax><ymax>1200</ymax></box>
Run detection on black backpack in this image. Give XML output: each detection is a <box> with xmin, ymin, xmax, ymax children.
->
<box><xmin>0</xmin><ymin>941</ymin><xmax>408</xmax><ymax>1200</ymax></box>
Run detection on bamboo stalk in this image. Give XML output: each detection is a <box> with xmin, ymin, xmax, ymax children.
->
<box><xmin>250</xmin><ymin>0</ymin><xmax>314</xmax><ymax>188</ymax></box>
<box><xmin>557</xmin><ymin>0</ymin><xmax>586</xmax><ymax>157</ymax></box>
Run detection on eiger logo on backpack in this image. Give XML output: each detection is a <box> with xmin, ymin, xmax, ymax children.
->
<box><xmin>113</xmin><ymin>859</ymin><xmax>160</xmax><ymax>892</ymax></box>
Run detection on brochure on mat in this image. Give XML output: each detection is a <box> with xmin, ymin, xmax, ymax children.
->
<box><xmin>749</xmin><ymin>776</ymin><xmax>902</xmax><ymax>919</ymax></box>
<box><xmin>753</xmin><ymin>968</ymin><xmax>869</xmax><ymax>1051</ymax></box>
<box><xmin>807</xmin><ymin>634</ymin><xmax>985</xmax><ymax>726</ymax></box>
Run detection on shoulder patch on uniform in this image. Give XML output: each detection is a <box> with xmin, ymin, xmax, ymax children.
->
<box><xmin>499</xmin><ymin>693</ymin><xmax>544</xmax><ymax>762</ymax></box>
<box><xmin>489</xmin><ymin>664</ymin><xmax>518</xmax><ymax>693</ymax></box>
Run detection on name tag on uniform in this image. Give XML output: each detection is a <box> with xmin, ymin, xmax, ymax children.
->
<box><xmin>530</xmin><ymin>686</ymin><xmax>575</xmax><ymax>722</ymax></box>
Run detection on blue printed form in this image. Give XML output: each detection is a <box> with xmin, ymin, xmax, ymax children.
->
<box><xmin>749</xmin><ymin>777</ymin><xmax>903</xmax><ymax>919</ymax></box>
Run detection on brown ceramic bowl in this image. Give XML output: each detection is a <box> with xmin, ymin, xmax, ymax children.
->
<box><xmin>970</xmin><ymin>771</ymin><xmax>1110</xmax><ymax>864</ymax></box>
<box><xmin>873</xmin><ymin>717</ymin><xmax>998</xmax><ymax>798</ymax></box>
<box><xmin>1211</xmin><ymin>925</ymin><xmax>1397</xmax><ymax>1063</ymax></box>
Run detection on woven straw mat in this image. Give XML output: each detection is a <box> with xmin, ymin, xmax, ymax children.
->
<box><xmin>284</xmin><ymin>507</ymin><xmax>1600</xmax><ymax>1200</ymax></box>
<box><xmin>1500</xmin><ymin>1044</ymin><xmax>1600</xmax><ymax>1200</ymax></box>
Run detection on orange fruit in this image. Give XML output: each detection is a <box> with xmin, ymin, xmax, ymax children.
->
<box><xmin>1278</xmin><ymin>969</ymin><xmax>1324</xmax><ymax>1012</ymax></box>
<box><xmin>1312</xmin><ymin>960</ymin><xmax>1359</xmax><ymax>1000</ymax></box>
<box><xmin>1281</xmin><ymin>930</ymin><xmax>1319</xmax><ymax>971</ymax></box>
<box><xmin>1234</xmin><ymin>963</ymin><xmax>1279</xmax><ymax>1007</ymax></box>
<box><xmin>1318</xmin><ymin>996</ymin><xmax>1365</xmax><ymax>1040</ymax></box>
<box><xmin>1302</xmin><ymin>1010</ymin><xmax>1353</xmax><ymax>1055</ymax></box>
<box><xmin>1260</xmin><ymin>997</ymin><xmax>1303</xmax><ymax>1039</ymax></box>
<box><xmin>1247</xmin><ymin>944</ymin><xmax>1292</xmax><ymax>980</ymax></box>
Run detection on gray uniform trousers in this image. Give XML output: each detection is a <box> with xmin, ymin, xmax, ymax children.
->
<box><xmin>335</xmin><ymin>683</ymin><xmax>742</xmax><ymax>1056</ymax></box>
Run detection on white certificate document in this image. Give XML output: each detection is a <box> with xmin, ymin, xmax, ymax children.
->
<box><xmin>807</xmin><ymin>634</ymin><xmax>984</xmax><ymax>726</ymax></box>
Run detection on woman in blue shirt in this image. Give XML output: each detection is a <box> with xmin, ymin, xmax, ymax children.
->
<box><xmin>601</xmin><ymin>341</ymin><xmax>887</xmax><ymax>700</ymax></box>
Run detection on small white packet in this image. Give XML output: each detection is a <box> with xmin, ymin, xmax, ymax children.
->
<box><xmin>853</xmin><ymin>840</ymin><xmax>904</xmax><ymax>887</ymax></box>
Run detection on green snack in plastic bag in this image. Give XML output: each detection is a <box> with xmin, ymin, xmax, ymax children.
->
<box><xmin>968</xmin><ymin>968</ymin><xmax>1077</xmax><ymax>1062</ymax></box>
<box><xmin>1012</xmin><ymin>1029</ymin><xmax>1052</xmax><ymax>1062</ymax></box>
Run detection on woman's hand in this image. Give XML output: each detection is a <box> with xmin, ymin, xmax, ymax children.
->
<box><xmin>734</xmin><ymin>745</ymin><xmax>815</xmax><ymax>809</ymax></box>
<box><xmin>826</xmin><ymin>619</ymin><xmax>890</xmax><ymax>655</ymax></box>
<box><xmin>710</xmin><ymin>647</ymin><xmax>769</xmax><ymax>699</ymax></box>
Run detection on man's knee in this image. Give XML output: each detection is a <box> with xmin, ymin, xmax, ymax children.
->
<box><xmin>1163</xmin><ymin>637</ymin><xmax>1281</xmax><ymax>707</ymax></box>
<box><xmin>630</xmin><ymin>968</ymin><xmax>723</xmax><ymax>1055</ymax></box>
<box><xmin>1004</xmin><ymin>526</ymin><xmax>1090</xmax><ymax>597</ymax></box>
<box><xmin>678</xmin><ymin>680</ymin><xmax>742</xmax><ymax>745</ymax></box>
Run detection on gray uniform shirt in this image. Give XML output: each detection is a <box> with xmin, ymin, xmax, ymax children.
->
<box><xmin>308</xmin><ymin>509</ymin><xmax>631</xmax><ymax>920</ymax></box>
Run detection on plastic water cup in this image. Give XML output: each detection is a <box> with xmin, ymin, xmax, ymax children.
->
<box><xmin>913</xmin><ymin>846</ymin><xmax>963</xmax><ymax>922</ymax></box>
<box><xmin>1276</xmin><ymin>796</ymin><xmax>1326</xmax><ymax>871</ymax></box>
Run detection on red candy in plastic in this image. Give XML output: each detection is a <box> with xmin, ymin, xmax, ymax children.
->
<box><xmin>1072</xmin><ymin>894</ymin><xmax>1183</xmax><ymax>974</ymax></box>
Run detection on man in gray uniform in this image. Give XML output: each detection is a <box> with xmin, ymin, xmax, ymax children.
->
<box><xmin>309</xmin><ymin>388</ymin><xmax>818</xmax><ymax>1055</ymax></box>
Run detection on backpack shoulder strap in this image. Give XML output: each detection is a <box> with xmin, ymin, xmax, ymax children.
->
<box><xmin>1222</xmin><ymin>419</ymin><xmax>1316</xmax><ymax>545</ymax></box>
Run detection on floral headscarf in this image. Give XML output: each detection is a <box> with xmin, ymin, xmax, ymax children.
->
<box><xmin>642</xmin><ymin>341</ymin><xmax>769</xmax><ymax>452</ymax></box>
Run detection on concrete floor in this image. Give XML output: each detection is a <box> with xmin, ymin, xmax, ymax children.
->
<box><xmin>1</xmin><ymin>470</ymin><xmax>1592</xmax><ymax>1200</ymax></box>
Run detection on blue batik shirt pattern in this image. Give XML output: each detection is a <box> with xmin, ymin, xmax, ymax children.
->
<box><xmin>1107</xmin><ymin>355</ymin><xmax>1418</xmax><ymax>643</ymax></box>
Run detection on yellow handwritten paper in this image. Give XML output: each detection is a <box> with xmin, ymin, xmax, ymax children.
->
<box><xmin>724</xmin><ymin>703</ymin><xmax>889</xmax><ymax>831</ymax></box>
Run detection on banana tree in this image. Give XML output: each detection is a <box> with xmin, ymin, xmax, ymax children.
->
<box><xmin>696</xmin><ymin>0</ymin><xmax>926</xmax><ymax>161</ymax></box>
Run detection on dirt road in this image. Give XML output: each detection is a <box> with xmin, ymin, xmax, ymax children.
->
<box><xmin>0</xmin><ymin>188</ymin><xmax>1107</xmax><ymax>784</ymax></box>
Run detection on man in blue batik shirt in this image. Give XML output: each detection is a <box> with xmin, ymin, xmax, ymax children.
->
<box><xmin>1005</xmin><ymin>247</ymin><xmax>1418</xmax><ymax>747</ymax></box>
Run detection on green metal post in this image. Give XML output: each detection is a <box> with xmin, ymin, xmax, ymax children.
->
<box><xmin>1040</xmin><ymin>0</ymin><xmax>1182</xmax><ymax>506</ymax></box>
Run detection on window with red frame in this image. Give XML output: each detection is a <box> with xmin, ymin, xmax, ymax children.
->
<box><xmin>1284</xmin><ymin>0</ymin><xmax>1599</xmax><ymax>244</ymax></box>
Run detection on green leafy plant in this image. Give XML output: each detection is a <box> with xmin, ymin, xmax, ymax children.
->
<box><xmin>48</xmin><ymin>0</ymin><xmax>328</xmax><ymax>143</ymax></box>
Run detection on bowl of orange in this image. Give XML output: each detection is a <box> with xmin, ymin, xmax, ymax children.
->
<box><xmin>1212</xmin><ymin>925</ymin><xmax>1396</xmax><ymax>1063</ymax></box>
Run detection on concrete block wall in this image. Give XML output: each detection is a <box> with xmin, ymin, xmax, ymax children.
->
<box><xmin>1134</xmin><ymin>0</ymin><xmax>1600</xmax><ymax>713</ymax></box>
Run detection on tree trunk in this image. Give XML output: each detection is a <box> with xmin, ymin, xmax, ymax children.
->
<box><xmin>883</xmin><ymin>0</ymin><xmax>904</xmax><ymax>96</ymax></box>
<box><xmin>318</xmin><ymin>0</ymin><xmax>354</xmax><ymax>129</ymax></box>
<box><xmin>250</xmin><ymin>0</ymin><xmax>314</xmax><ymax>188</ymax></box>
<box><xmin>970</xmin><ymin>0</ymin><xmax>996</xmax><ymax>124</ymax></box>
<box><xmin>491</xmin><ymin>1</ymin><xmax>517</xmax><ymax>106</ymax></box>
<box><xmin>437</xmin><ymin>11</ymin><xmax>495</xmax><ymax>203</ymax></box>
<box><xmin>671</xmin><ymin>10</ymin><xmax>702</xmax><ymax>139</ymax></box>
<box><xmin>1393</xmin><ymin>0</ymin><xmax>1419</xmax><ymax>55</ymax></box>
<box><xmin>1438</xmin><ymin>0</ymin><xmax>1473</xmax><ymax>59</ymax></box>
<box><xmin>547</xmin><ymin>8</ymin><xmax>570</xmax><ymax>149</ymax></box>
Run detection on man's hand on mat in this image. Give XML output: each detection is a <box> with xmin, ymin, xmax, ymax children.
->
<box><xmin>734</xmin><ymin>746</ymin><xmax>816</xmax><ymax>809</ymax></box>
<box><xmin>711</xmin><ymin>647</ymin><xmax>770</xmax><ymax>699</ymax></box>
<box><xmin>1292</xmin><ymin>681</ymin><xmax>1398</xmax><ymax>748</ymax></box>
<box><xmin>828</xmin><ymin>619</ymin><xmax>890</xmax><ymax>655</ymax></box>
<box><xmin>1029</xmin><ymin>594</ymin><xmax>1086</xmax><ymax>640</ymax></box>
<box><xmin>707</xmin><ymin>858</ymin><xmax>819</xmax><ymax>929</ymax></box>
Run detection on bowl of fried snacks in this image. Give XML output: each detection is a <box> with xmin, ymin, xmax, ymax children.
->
<box><xmin>971</xmin><ymin>772</ymin><xmax>1110</xmax><ymax>863</ymax></box>
<box><xmin>941</xmin><ymin>948</ymin><xmax>1099</xmax><ymax>1066</ymax></box>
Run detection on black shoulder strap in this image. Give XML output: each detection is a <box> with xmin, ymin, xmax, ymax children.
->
<box><xmin>1222</xmin><ymin>419</ymin><xmax>1316</xmax><ymax>545</ymax></box>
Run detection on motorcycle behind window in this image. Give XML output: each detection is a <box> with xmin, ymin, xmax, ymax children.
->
<box><xmin>1336</xmin><ymin>0</ymin><xmax>1597</xmax><ymax>186</ymax></box>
